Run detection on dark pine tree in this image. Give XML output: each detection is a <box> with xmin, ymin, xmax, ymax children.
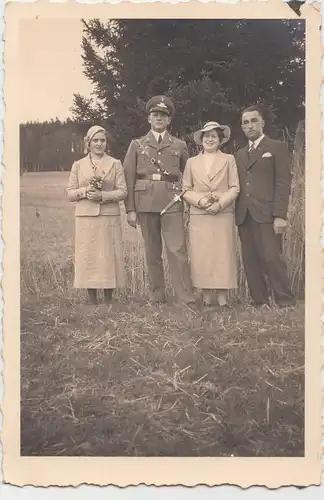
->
<box><xmin>72</xmin><ymin>19</ymin><xmax>305</xmax><ymax>157</ymax></box>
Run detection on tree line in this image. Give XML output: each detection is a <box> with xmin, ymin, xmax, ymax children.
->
<box><xmin>20</xmin><ymin>119</ymin><xmax>85</xmax><ymax>173</ymax></box>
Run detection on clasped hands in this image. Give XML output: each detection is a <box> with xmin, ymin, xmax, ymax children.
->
<box><xmin>198</xmin><ymin>195</ymin><xmax>221</xmax><ymax>214</ymax></box>
<box><xmin>85</xmin><ymin>185</ymin><xmax>102</xmax><ymax>202</ymax></box>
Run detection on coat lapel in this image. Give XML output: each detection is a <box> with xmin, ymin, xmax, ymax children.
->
<box><xmin>192</xmin><ymin>153</ymin><xmax>213</xmax><ymax>188</ymax></box>
<box><xmin>88</xmin><ymin>153</ymin><xmax>114</xmax><ymax>180</ymax></box>
<box><xmin>97</xmin><ymin>154</ymin><xmax>115</xmax><ymax>179</ymax></box>
<box><xmin>207</xmin><ymin>151</ymin><xmax>228</xmax><ymax>182</ymax></box>
<box><xmin>192</xmin><ymin>152</ymin><xmax>227</xmax><ymax>187</ymax></box>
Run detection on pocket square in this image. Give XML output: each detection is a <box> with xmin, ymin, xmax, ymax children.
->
<box><xmin>262</xmin><ymin>152</ymin><xmax>272</xmax><ymax>158</ymax></box>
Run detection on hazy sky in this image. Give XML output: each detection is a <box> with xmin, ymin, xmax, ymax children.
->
<box><xmin>20</xmin><ymin>19</ymin><xmax>93</xmax><ymax>123</ymax></box>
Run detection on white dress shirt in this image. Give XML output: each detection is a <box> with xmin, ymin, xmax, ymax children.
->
<box><xmin>249</xmin><ymin>134</ymin><xmax>265</xmax><ymax>150</ymax></box>
<box><xmin>151</xmin><ymin>130</ymin><xmax>166</xmax><ymax>143</ymax></box>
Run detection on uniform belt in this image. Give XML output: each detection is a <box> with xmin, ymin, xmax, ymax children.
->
<box><xmin>136</xmin><ymin>173</ymin><xmax>179</xmax><ymax>182</ymax></box>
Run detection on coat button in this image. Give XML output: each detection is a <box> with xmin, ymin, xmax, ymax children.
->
<box><xmin>158</xmin><ymin>152</ymin><xmax>161</xmax><ymax>155</ymax></box>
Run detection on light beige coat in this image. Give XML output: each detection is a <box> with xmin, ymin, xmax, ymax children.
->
<box><xmin>182</xmin><ymin>151</ymin><xmax>240</xmax><ymax>290</ymax></box>
<box><xmin>182</xmin><ymin>151</ymin><xmax>240</xmax><ymax>214</ymax></box>
<box><xmin>67</xmin><ymin>153</ymin><xmax>127</xmax><ymax>289</ymax></box>
<box><xmin>67</xmin><ymin>153</ymin><xmax>127</xmax><ymax>216</ymax></box>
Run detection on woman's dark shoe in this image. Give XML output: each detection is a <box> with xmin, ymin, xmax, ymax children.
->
<box><xmin>219</xmin><ymin>303</ymin><xmax>231</xmax><ymax>311</ymax></box>
<box><xmin>87</xmin><ymin>288</ymin><xmax>97</xmax><ymax>305</ymax></box>
<box><xmin>104</xmin><ymin>288</ymin><xmax>113</xmax><ymax>304</ymax></box>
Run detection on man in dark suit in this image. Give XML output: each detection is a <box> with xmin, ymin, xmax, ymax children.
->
<box><xmin>123</xmin><ymin>95</ymin><xmax>195</xmax><ymax>305</ymax></box>
<box><xmin>235</xmin><ymin>105</ymin><xmax>295</xmax><ymax>307</ymax></box>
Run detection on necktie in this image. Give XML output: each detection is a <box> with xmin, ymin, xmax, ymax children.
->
<box><xmin>158</xmin><ymin>134</ymin><xmax>162</xmax><ymax>144</ymax></box>
<box><xmin>248</xmin><ymin>142</ymin><xmax>255</xmax><ymax>154</ymax></box>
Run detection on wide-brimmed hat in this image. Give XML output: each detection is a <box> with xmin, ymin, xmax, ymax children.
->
<box><xmin>146</xmin><ymin>95</ymin><xmax>175</xmax><ymax>117</ymax></box>
<box><xmin>193</xmin><ymin>121</ymin><xmax>231</xmax><ymax>146</ymax></box>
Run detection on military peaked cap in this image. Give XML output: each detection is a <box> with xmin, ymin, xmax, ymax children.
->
<box><xmin>146</xmin><ymin>95</ymin><xmax>175</xmax><ymax>117</ymax></box>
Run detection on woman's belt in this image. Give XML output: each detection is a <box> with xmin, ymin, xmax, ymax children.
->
<box><xmin>136</xmin><ymin>173</ymin><xmax>179</xmax><ymax>182</ymax></box>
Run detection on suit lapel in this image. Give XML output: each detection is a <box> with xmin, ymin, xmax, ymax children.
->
<box><xmin>240</xmin><ymin>145</ymin><xmax>250</xmax><ymax>171</ymax></box>
<box><xmin>246</xmin><ymin>136</ymin><xmax>268</xmax><ymax>169</ymax></box>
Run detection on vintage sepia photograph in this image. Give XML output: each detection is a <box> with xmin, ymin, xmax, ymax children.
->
<box><xmin>18</xmin><ymin>13</ymin><xmax>307</xmax><ymax>460</ymax></box>
<box><xmin>1</xmin><ymin>0</ymin><xmax>322</xmax><ymax>488</ymax></box>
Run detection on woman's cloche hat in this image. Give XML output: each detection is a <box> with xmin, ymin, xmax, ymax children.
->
<box><xmin>193</xmin><ymin>121</ymin><xmax>231</xmax><ymax>146</ymax></box>
<box><xmin>83</xmin><ymin>125</ymin><xmax>115</xmax><ymax>154</ymax></box>
<box><xmin>85</xmin><ymin>125</ymin><xmax>106</xmax><ymax>146</ymax></box>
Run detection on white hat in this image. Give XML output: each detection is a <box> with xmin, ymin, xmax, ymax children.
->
<box><xmin>193</xmin><ymin>121</ymin><xmax>231</xmax><ymax>146</ymax></box>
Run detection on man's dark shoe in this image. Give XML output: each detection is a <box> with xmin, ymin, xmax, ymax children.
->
<box><xmin>252</xmin><ymin>301</ymin><xmax>270</xmax><ymax>307</ymax></box>
<box><xmin>276</xmin><ymin>299</ymin><xmax>296</xmax><ymax>309</ymax></box>
<box><xmin>150</xmin><ymin>297</ymin><xmax>166</xmax><ymax>305</ymax></box>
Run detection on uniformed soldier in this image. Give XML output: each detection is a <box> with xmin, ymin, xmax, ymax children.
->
<box><xmin>123</xmin><ymin>95</ymin><xmax>196</xmax><ymax>305</ymax></box>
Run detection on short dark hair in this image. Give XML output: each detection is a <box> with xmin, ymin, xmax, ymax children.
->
<box><xmin>241</xmin><ymin>105</ymin><xmax>265</xmax><ymax>120</ymax></box>
<box><xmin>202</xmin><ymin>128</ymin><xmax>225</xmax><ymax>143</ymax></box>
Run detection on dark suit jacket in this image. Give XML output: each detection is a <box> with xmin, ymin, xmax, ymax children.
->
<box><xmin>235</xmin><ymin>135</ymin><xmax>292</xmax><ymax>225</ymax></box>
<box><xmin>123</xmin><ymin>130</ymin><xmax>188</xmax><ymax>213</ymax></box>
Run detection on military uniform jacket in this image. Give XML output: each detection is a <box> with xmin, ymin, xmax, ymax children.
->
<box><xmin>235</xmin><ymin>135</ymin><xmax>292</xmax><ymax>225</ymax></box>
<box><xmin>123</xmin><ymin>130</ymin><xmax>189</xmax><ymax>213</ymax></box>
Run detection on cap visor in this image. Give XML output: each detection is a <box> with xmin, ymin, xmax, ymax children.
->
<box><xmin>148</xmin><ymin>107</ymin><xmax>170</xmax><ymax>115</ymax></box>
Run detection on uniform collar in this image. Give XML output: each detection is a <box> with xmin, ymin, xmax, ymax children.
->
<box><xmin>151</xmin><ymin>130</ymin><xmax>166</xmax><ymax>142</ymax></box>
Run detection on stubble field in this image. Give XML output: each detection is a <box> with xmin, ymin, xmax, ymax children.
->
<box><xmin>20</xmin><ymin>171</ymin><xmax>304</xmax><ymax>457</ymax></box>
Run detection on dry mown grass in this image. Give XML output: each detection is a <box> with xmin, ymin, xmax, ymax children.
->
<box><xmin>20</xmin><ymin>171</ymin><xmax>304</xmax><ymax>457</ymax></box>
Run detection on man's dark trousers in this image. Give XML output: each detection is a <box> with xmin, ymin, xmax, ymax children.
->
<box><xmin>238</xmin><ymin>210</ymin><xmax>294</xmax><ymax>305</ymax></box>
<box><xmin>235</xmin><ymin>136</ymin><xmax>295</xmax><ymax>306</ymax></box>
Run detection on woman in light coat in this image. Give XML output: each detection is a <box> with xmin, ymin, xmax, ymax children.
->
<box><xmin>182</xmin><ymin>121</ymin><xmax>240</xmax><ymax>308</ymax></box>
<box><xmin>67</xmin><ymin>125</ymin><xmax>127</xmax><ymax>305</ymax></box>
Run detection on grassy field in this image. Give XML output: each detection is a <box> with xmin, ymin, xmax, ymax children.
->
<box><xmin>20</xmin><ymin>171</ymin><xmax>304</xmax><ymax>457</ymax></box>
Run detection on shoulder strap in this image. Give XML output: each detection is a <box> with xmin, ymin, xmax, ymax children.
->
<box><xmin>133</xmin><ymin>139</ymin><xmax>171</xmax><ymax>176</ymax></box>
<box><xmin>134</xmin><ymin>139</ymin><xmax>160</xmax><ymax>166</ymax></box>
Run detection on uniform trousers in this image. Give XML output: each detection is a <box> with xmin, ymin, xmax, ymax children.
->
<box><xmin>138</xmin><ymin>212</ymin><xmax>195</xmax><ymax>303</ymax></box>
<box><xmin>238</xmin><ymin>211</ymin><xmax>295</xmax><ymax>306</ymax></box>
